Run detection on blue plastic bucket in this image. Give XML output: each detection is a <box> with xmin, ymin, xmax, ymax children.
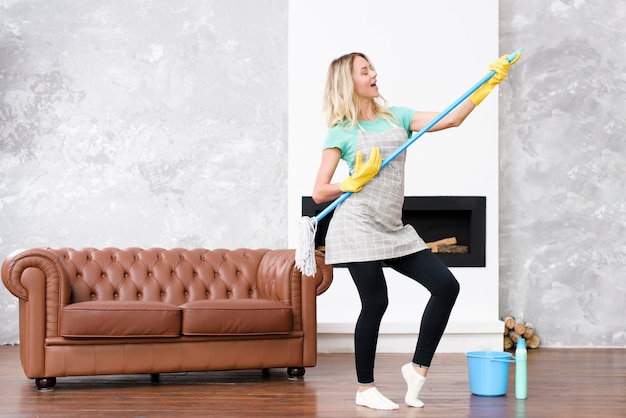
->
<box><xmin>466</xmin><ymin>351</ymin><xmax>515</xmax><ymax>396</ymax></box>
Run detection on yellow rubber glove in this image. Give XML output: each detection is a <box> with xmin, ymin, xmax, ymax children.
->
<box><xmin>469</xmin><ymin>52</ymin><xmax>522</xmax><ymax>106</ymax></box>
<box><xmin>340</xmin><ymin>146</ymin><xmax>382</xmax><ymax>193</ymax></box>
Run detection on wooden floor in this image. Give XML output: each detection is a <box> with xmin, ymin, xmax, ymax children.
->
<box><xmin>0</xmin><ymin>345</ymin><xmax>624</xmax><ymax>417</ymax></box>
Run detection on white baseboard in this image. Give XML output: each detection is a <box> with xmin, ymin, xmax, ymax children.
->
<box><xmin>317</xmin><ymin>320</ymin><xmax>504</xmax><ymax>354</ymax></box>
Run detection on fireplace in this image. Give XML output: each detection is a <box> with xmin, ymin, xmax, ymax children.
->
<box><xmin>301</xmin><ymin>196</ymin><xmax>486</xmax><ymax>267</ymax></box>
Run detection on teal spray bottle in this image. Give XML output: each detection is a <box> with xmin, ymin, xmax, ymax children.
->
<box><xmin>515</xmin><ymin>338</ymin><xmax>528</xmax><ymax>399</ymax></box>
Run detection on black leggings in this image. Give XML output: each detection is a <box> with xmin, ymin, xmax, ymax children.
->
<box><xmin>347</xmin><ymin>250</ymin><xmax>460</xmax><ymax>385</ymax></box>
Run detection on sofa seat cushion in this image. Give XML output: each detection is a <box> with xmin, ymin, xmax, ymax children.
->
<box><xmin>181</xmin><ymin>299</ymin><xmax>292</xmax><ymax>336</ymax></box>
<box><xmin>60</xmin><ymin>301</ymin><xmax>181</xmax><ymax>338</ymax></box>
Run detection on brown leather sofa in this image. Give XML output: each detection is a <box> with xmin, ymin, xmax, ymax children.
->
<box><xmin>1</xmin><ymin>247</ymin><xmax>332</xmax><ymax>390</ymax></box>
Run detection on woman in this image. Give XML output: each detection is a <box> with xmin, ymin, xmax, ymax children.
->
<box><xmin>311</xmin><ymin>52</ymin><xmax>519</xmax><ymax>410</ymax></box>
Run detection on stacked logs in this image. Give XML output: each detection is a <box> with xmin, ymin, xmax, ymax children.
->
<box><xmin>426</xmin><ymin>237</ymin><xmax>468</xmax><ymax>253</ymax></box>
<box><xmin>503</xmin><ymin>316</ymin><xmax>541</xmax><ymax>351</ymax></box>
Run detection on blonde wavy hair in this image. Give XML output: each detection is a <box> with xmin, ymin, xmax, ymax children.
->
<box><xmin>323</xmin><ymin>52</ymin><xmax>397</xmax><ymax>129</ymax></box>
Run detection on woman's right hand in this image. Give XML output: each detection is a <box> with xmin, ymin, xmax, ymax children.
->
<box><xmin>339</xmin><ymin>146</ymin><xmax>382</xmax><ymax>192</ymax></box>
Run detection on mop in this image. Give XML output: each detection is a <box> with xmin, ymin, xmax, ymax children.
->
<box><xmin>295</xmin><ymin>48</ymin><xmax>523</xmax><ymax>276</ymax></box>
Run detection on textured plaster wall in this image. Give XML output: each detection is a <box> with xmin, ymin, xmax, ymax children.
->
<box><xmin>0</xmin><ymin>0</ymin><xmax>287</xmax><ymax>344</ymax></box>
<box><xmin>499</xmin><ymin>1</ymin><xmax>626</xmax><ymax>346</ymax></box>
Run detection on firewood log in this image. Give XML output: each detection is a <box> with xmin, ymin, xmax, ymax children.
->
<box><xmin>508</xmin><ymin>330</ymin><xmax>521</xmax><ymax>345</ymax></box>
<box><xmin>503</xmin><ymin>316</ymin><xmax>515</xmax><ymax>330</ymax></box>
<box><xmin>437</xmin><ymin>244</ymin><xmax>468</xmax><ymax>253</ymax></box>
<box><xmin>514</xmin><ymin>318</ymin><xmax>526</xmax><ymax>336</ymax></box>
<box><xmin>426</xmin><ymin>237</ymin><xmax>457</xmax><ymax>253</ymax></box>
<box><xmin>523</xmin><ymin>323</ymin><xmax>535</xmax><ymax>339</ymax></box>
<box><xmin>434</xmin><ymin>237</ymin><xmax>457</xmax><ymax>245</ymax></box>
<box><xmin>527</xmin><ymin>334</ymin><xmax>541</xmax><ymax>349</ymax></box>
<box><xmin>503</xmin><ymin>335</ymin><xmax>513</xmax><ymax>350</ymax></box>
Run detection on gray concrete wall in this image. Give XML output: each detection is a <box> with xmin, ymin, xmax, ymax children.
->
<box><xmin>0</xmin><ymin>0</ymin><xmax>287</xmax><ymax>344</ymax></box>
<box><xmin>499</xmin><ymin>0</ymin><xmax>626</xmax><ymax>346</ymax></box>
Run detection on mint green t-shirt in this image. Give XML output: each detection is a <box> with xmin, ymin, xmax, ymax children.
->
<box><xmin>323</xmin><ymin>106</ymin><xmax>415</xmax><ymax>173</ymax></box>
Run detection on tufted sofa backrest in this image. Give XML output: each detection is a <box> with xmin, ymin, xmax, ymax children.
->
<box><xmin>49</xmin><ymin>248</ymin><xmax>270</xmax><ymax>306</ymax></box>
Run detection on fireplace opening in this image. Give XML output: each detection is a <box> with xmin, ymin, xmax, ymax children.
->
<box><xmin>301</xmin><ymin>196</ymin><xmax>486</xmax><ymax>267</ymax></box>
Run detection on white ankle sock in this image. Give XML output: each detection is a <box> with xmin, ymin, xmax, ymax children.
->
<box><xmin>355</xmin><ymin>387</ymin><xmax>399</xmax><ymax>410</ymax></box>
<box><xmin>401</xmin><ymin>363</ymin><xmax>426</xmax><ymax>408</ymax></box>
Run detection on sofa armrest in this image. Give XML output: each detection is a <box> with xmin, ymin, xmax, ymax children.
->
<box><xmin>312</xmin><ymin>250</ymin><xmax>333</xmax><ymax>296</ymax></box>
<box><xmin>256</xmin><ymin>249</ymin><xmax>332</xmax><ymax>301</ymax></box>
<box><xmin>2</xmin><ymin>248</ymin><xmax>74</xmax><ymax>378</ymax></box>
<box><xmin>2</xmin><ymin>248</ymin><xmax>72</xmax><ymax>334</ymax></box>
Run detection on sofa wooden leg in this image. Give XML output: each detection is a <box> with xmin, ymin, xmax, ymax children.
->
<box><xmin>287</xmin><ymin>367</ymin><xmax>305</xmax><ymax>379</ymax></box>
<box><xmin>262</xmin><ymin>368</ymin><xmax>270</xmax><ymax>377</ymax></box>
<box><xmin>35</xmin><ymin>377</ymin><xmax>56</xmax><ymax>391</ymax></box>
<box><xmin>150</xmin><ymin>373</ymin><xmax>160</xmax><ymax>384</ymax></box>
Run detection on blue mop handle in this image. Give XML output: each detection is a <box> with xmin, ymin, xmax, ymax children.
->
<box><xmin>315</xmin><ymin>48</ymin><xmax>523</xmax><ymax>222</ymax></box>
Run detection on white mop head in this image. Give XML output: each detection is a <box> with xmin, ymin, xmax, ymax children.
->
<box><xmin>295</xmin><ymin>216</ymin><xmax>318</xmax><ymax>276</ymax></box>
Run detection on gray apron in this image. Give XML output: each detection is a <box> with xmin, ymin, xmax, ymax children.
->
<box><xmin>324</xmin><ymin>125</ymin><xmax>428</xmax><ymax>264</ymax></box>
